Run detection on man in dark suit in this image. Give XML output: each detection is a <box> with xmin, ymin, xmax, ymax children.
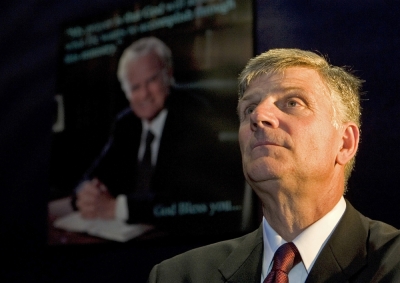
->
<box><xmin>74</xmin><ymin>37</ymin><xmax>244</xmax><ymax>235</ymax></box>
<box><xmin>147</xmin><ymin>49</ymin><xmax>400</xmax><ymax>282</ymax></box>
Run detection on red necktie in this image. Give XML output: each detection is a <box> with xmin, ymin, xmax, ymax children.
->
<box><xmin>264</xmin><ymin>242</ymin><xmax>301</xmax><ymax>283</ymax></box>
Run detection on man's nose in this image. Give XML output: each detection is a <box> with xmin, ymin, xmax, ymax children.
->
<box><xmin>136</xmin><ymin>83</ymin><xmax>151</xmax><ymax>99</ymax></box>
<box><xmin>250</xmin><ymin>100</ymin><xmax>279</xmax><ymax>131</ymax></box>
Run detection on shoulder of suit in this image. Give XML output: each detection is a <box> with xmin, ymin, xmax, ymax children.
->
<box><xmin>114</xmin><ymin>107</ymin><xmax>141</xmax><ymax>126</ymax></box>
<box><xmin>345</xmin><ymin>200</ymin><xmax>400</xmax><ymax>249</ymax></box>
<box><xmin>158</xmin><ymin>229</ymin><xmax>259</xmax><ymax>269</ymax></box>
<box><xmin>115</xmin><ymin>107</ymin><xmax>135</xmax><ymax>121</ymax></box>
<box><xmin>110</xmin><ymin>107</ymin><xmax>141</xmax><ymax>134</ymax></box>
<box><xmin>367</xmin><ymin>217</ymin><xmax>400</xmax><ymax>245</ymax></box>
<box><xmin>363</xmin><ymin>218</ymin><xmax>400</xmax><ymax>279</ymax></box>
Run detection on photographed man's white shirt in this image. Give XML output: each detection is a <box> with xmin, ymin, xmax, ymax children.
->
<box><xmin>261</xmin><ymin>196</ymin><xmax>347</xmax><ymax>283</ymax></box>
<box><xmin>115</xmin><ymin>109</ymin><xmax>168</xmax><ymax>220</ymax></box>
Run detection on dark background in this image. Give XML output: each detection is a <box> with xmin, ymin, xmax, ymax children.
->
<box><xmin>2</xmin><ymin>0</ymin><xmax>400</xmax><ymax>282</ymax></box>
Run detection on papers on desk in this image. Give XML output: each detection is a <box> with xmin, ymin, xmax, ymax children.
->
<box><xmin>53</xmin><ymin>212</ymin><xmax>154</xmax><ymax>242</ymax></box>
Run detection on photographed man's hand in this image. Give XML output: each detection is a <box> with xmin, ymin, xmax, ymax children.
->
<box><xmin>76</xmin><ymin>178</ymin><xmax>116</xmax><ymax>219</ymax></box>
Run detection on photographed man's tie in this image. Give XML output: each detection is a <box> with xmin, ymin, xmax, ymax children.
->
<box><xmin>264</xmin><ymin>242</ymin><xmax>301</xmax><ymax>283</ymax></box>
<box><xmin>137</xmin><ymin>130</ymin><xmax>155</xmax><ymax>193</ymax></box>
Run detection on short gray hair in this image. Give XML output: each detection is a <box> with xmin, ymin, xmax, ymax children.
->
<box><xmin>117</xmin><ymin>37</ymin><xmax>173</xmax><ymax>83</ymax></box>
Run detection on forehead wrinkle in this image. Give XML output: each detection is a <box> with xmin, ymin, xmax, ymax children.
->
<box><xmin>240</xmin><ymin>90</ymin><xmax>261</xmax><ymax>101</ymax></box>
<box><xmin>243</xmin><ymin>81</ymin><xmax>313</xmax><ymax>100</ymax></box>
<box><xmin>239</xmin><ymin>75</ymin><xmax>309</xmax><ymax>109</ymax></box>
<box><xmin>246</xmin><ymin>69</ymin><xmax>314</xmax><ymax>94</ymax></box>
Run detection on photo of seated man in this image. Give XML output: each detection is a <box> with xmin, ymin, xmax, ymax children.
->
<box><xmin>71</xmin><ymin>36</ymin><xmax>245</xmax><ymax>236</ymax></box>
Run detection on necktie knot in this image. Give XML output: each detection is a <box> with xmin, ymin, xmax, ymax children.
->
<box><xmin>145</xmin><ymin>130</ymin><xmax>155</xmax><ymax>148</ymax></box>
<box><xmin>264</xmin><ymin>242</ymin><xmax>301</xmax><ymax>283</ymax></box>
<box><xmin>142</xmin><ymin>130</ymin><xmax>155</xmax><ymax>164</ymax></box>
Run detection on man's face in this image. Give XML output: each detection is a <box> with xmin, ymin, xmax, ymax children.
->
<box><xmin>122</xmin><ymin>52</ymin><xmax>172</xmax><ymax>121</ymax></box>
<box><xmin>238</xmin><ymin>67</ymin><xmax>343</xmax><ymax>192</ymax></box>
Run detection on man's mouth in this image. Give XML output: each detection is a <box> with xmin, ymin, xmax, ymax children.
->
<box><xmin>252</xmin><ymin>140</ymin><xmax>280</xmax><ymax>150</ymax></box>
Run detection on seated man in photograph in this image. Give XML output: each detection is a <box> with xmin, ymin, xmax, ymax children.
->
<box><xmin>147</xmin><ymin>48</ymin><xmax>400</xmax><ymax>282</ymax></box>
<box><xmin>73</xmin><ymin>37</ymin><xmax>244</xmax><ymax>235</ymax></box>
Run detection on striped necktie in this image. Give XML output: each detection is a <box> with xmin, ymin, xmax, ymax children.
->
<box><xmin>264</xmin><ymin>242</ymin><xmax>301</xmax><ymax>283</ymax></box>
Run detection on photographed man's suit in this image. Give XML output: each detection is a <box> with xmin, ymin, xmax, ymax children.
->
<box><xmin>148</xmin><ymin>200</ymin><xmax>400</xmax><ymax>282</ymax></box>
<box><xmin>78</xmin><ymin>88</ymin><xmax>244</xmax><ymax>235</ymax></box>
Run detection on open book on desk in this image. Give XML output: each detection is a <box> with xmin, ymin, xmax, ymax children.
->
<box><xmin>53</xmin><ymin>212</ymin><xmax>154</xmax><ymax>242</ymax></box>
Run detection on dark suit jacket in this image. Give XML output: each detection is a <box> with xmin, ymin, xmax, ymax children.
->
<box><xmin>147</xmin><ymin>200</ymin><xmax>400</xmax><ymax>282</ymax></box>
<box><xmin>75</xmin><ymin>89</ymin><xmax>245</xmax><ymax>235</ymax></box>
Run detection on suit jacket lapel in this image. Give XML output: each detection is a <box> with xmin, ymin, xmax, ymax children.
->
<box><xmin>306</xmin><ymin>200</ymin><xmax>368</xmax><ymax>283</ymax></box>
<box><xmin>219</xmin><ymin>225</ymin><xmax>264</xmax><ymax>282</ymax></box>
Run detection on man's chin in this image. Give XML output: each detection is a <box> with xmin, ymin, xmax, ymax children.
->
<box><xmin>245</xmin><ymin>170</ymin><xmax>279</xmax><ymax>184</ymax></box>
<box><xmin>132</xmin><ymin>109</ymin><xmax>158</xmax><ymax>121</ymax></box>
<box><xmin>244</xmin><ymin>160</ymin><xmax>280</xmax><ymax>180</ymax></box>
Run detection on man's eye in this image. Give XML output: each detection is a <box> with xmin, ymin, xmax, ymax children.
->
<box><xmin>148</xmin><ymin>70</ymin><xmax>163</xmax><ymax>83</ymax></box>
<box><xmin>129</xmin><ymin>85</ymin><xmax>140</xmax><ymax>93</ymax></box>
<box><xmin>148</xmin><ymin>74</ymin><xmax>158</xmax><ymax>82</ymax></box>
<box><xmin>287</xmin><ymin>100</ymin><xmax>298</xmax><ymax>107</ymax></box>
<box><xmin>244</xmin><ymin>105</ymin><xmax>255</xmax><ymax>115</ymax></box>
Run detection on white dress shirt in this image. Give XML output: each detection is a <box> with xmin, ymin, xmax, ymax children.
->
<box><xmin>261</xmin><ymin>197</ymin><xmax>346</xmax><ymax>283</ymax></box>
<box><xmin>137</xmin><ymin>109</ymin><xmax>168</xmax><ymax>165</ymax></box>
<box><xmin>115</xmin><ymin>109</ymin><xmax>168</xmax><ymax>221</ymax></box>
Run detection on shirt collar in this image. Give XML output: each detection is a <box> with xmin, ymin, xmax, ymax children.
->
<box><xmin>141</xmin><ymin>109</ymin><xmax>168</xmax><ymax>139</ymax></box>
<box><xmin>262</xmin><ymin>196</ymin><xmax>346</xmax><ymax>276</ymax></box>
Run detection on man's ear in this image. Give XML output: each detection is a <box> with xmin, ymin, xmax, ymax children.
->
<box><xmin>336</xmin><ymin>123</ymin><xmax>360</xmax><ymax>165</ymax></box>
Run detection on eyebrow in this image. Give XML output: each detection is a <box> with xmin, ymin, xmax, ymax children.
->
<box><xmin>239</xmin><ymin>92</ymin><xmax>258</xmax><ymax>102</ymax></box>
<box><xmin>241</xmin><ymin>86</ymin><xmax>305</xmax><ymax>100</ymax></box>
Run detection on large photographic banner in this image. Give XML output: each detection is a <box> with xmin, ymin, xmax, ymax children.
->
<box><xmin>49</xmin><ymin>0</ymin><xmax>254</xmax><ymax>244</ymax></box>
